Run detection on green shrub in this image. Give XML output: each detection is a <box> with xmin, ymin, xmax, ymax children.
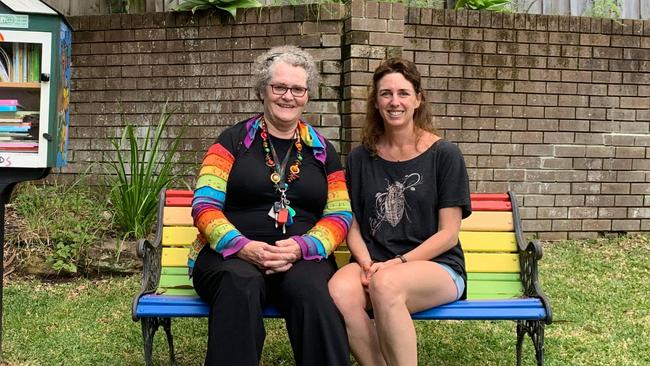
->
<box><xmin>10</xmin><ymin>181</ymin><xmax>113</xmax><ymax>274</ymax></box>
<box><xmin>173</xmin><ymin>0</ymin><xmax>263</xmax><ymax>17</ymax></box>
<box><xmin>105</xmin><ymin>104</ymin><xmax>189</xmax><ymax>241</ymax></box>
<box><xmin>455</xmin><ymin>0</ymin><xmax>512</xmax><ymax>11</ymax></box>
<box><xmin>583</xmin><ymin>0</ymin><xmax>621</xmax><ymax>19</ymax></box>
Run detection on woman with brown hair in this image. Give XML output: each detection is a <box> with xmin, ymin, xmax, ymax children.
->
<box><xmin>329</xmin><ymin>57</ymin><xmax>472</xmax><ymax>366</ymax></box>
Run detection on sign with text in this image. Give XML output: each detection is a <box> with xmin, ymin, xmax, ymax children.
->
<box><xmin>0</xmin><ymin>14</ymin><xmax>28</xmax><ymax>29</ymax></box>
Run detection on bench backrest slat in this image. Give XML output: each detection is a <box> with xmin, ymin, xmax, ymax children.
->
<box><xmin>155</xmin><ymin>190</ymin><xmax>524</xmax><ymax>300</ymax></box>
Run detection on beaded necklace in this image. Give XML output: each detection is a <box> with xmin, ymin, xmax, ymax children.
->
<box><xmin>261</xmin><ymin>118</ymin><xmax>302</xmax><ymax>232</ymax></box>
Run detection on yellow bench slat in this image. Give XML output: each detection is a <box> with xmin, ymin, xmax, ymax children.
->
<box><xmin>460</xmin><ymin>232</ymin><xmax>517</xmax><ymax>253</ymax></box>
<box><xmin>162</xmin><ymin>247</ymin><xmax>354</xmax><ymax>269</ymax></box>
<box><xmin>162</xmin><ymin>247</ymin><xmax>190</xmax><ymax>267</ymax></box>
<box><xmin>162</xmin><ymin>207</ymin><xmax>193</xmax><ymax>226</ymax></box>
<box><xmin>162</xmin><ymin>226</ymin><xmax>199</xmax><ymax>246</ymax></box>
<box><xmin>465</xmin><ymin>253</ymin><xmax>520</xmax><ymax>273</ymax></box>
<box><xmin>461</xmin><ymin>211</ymin><xmax>514</xmax><ymax>232</ymax></box>
<box><xmin>334</xmin><ymin>250</ymin><xmax>351</xmax><ymax>268</ymax></box>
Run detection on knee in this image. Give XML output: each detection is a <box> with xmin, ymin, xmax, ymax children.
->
<box><xmin>368</xmin><ymin>271</ymin><xmax>403</xmax><ymax>307</ymax></box>
<box><xmin>209</xmin><ymin>267</ymin><xmax>265</xmax><ymax>304</ymax></box>
<box><xmin>328</xmin><ymin>277</ymin><xmax>362</xmax><ymax>314</ymax></box>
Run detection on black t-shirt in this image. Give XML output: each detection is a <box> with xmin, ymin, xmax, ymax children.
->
<box><xmin>218</xmin><ymin>121</ymin><xmax>343</xmax><ymax>244</ymax></box>
<box><xmin>346</xmin><ymin>140</ymin><xmax>471</xmax><ymax>298</ymax></box>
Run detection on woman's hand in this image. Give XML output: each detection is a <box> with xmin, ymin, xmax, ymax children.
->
<box><xmin>237</xmin><ymin>240</ymin><xmax>294</xmax><ymax>271</ymax></box>
<box><xmin>275</xmin><ymin>238</ymin><xmax>302</xmax><ymax>260</ymax></box>
<box><xmin>363</xmin><ymin>258</ymin><xmax>402</xmax><ymax>286</ymax></box>
<box><xmin>359</xmin><ymin>259</ymin><xmax>373</xmax><ymax>287</ymax></box>
<box><xmin>264</xmin><ymin>238</ymin><xmax>302</xmax><ymax>274</ymax></box>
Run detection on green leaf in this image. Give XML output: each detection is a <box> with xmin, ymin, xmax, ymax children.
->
<box><xmin>173</xmin><ymin>0</ymin><xmax>261</xmax><ymax>18</ymax></box>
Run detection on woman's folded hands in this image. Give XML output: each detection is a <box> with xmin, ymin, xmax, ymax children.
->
<box><xmin>236</xmin><ymin>239</ymin><xmax>302</xmax><ymax>274</ymax></box>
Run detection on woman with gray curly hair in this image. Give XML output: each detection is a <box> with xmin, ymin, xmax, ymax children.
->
<box><xmin>189</xmin><ymin>45</ymin><xmax>352</xmax><ymax>365</ymax></box>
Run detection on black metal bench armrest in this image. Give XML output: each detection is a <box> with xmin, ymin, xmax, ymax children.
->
<box><xmin>132</xmin><ymin>189</ymin><xmax>167</xmax><ymax>322</ymax></box>
<box><xmin>509</xmin><ymin>191</ymin><xmax>553</xmax><ymax>325</ymax></box>
<box><xmin>132</xmin><ymin>238</ymin><xmax>162</xmax><ymax>322</ymax></box>
<box><xmin>520</xmin><ymin>239</ymin><xmax>553</xmax><ymax>324</ymax></box>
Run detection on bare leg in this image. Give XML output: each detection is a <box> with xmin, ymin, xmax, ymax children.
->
<box><xmin>368</xmin><ymin>261</ymin><xmax>458</xmax><ymax>366</ymax></box>
<box><xmin>329</xmin><ymin>263</ymin><xmax>387</xmax><ymax>366</ymax></box>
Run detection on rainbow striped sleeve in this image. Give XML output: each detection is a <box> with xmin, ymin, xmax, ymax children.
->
<box><xmin>291</xmin><ymin>170</ymin><xmax>352</xmax><ymax>260</ymax></box>
<box><xmin>188</xmin><ymin>143</ymin><xmax>251</xmax><ymax>270</ymax></box>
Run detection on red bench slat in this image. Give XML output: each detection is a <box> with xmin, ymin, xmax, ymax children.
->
<box><xmin>165</xmin><ymin>196</ymin><xmax>192</xmax><ymax>207</ymax></box>
<box><xmin>165</xmin><ymin>191</ymin><xmax>512</xmax><ymax>210</ymax></box>
<box><xmin>166</xmin><ymin>189</ymin><xmax>193</xmax><ymax>197</ymax></box>
<box><xmin>471</xmin><ymin>200</ymin><xmax>512</xmax><ymax>211</ymax></box>
<box><xmin>470</xmin><ymin>193</ymin><xmax>510</xmax><ymax>201</ymax></box>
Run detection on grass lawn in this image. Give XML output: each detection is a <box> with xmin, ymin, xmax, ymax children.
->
<box><xmin>3</xmin><ymin>235</ymin><xmax>649</xmax><ymax>365</ymax></box>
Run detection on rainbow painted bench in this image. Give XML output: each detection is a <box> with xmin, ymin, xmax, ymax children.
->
<box><xmin>132</xmin><ymin>189</ymin><xmax>552</xmax><ymax>366</ymax></box>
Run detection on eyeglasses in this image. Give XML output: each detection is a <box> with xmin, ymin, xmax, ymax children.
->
<box><xmin>269</xmin><ymin>84</ymin><xmax>308</xmax><ymax>97</ymax></box>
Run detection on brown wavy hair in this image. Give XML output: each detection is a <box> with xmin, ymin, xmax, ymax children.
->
<box><xmin>362</xmin><ymin>57</ymin><xmax>436</xmax><ymax>154</ymax></box>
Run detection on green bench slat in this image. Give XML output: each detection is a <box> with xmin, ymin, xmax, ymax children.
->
<box><xmin>158</xmin><ymin>269</ymin><xmax>524</xmax><ymax>300</ymax></box>
<box><xmin>157</xmin><ymin>288</ymin><xmax>198</xmax><ymax>297</ymax></box>
<box><xmin>162</xmin><ymin>267</ymin><xmax>189</xmax><ymax>275</ymax></box>
<box><xmin>468</xmin><ymin>273</ymin><xmax>520</xmax><ymax>281</ymax></box>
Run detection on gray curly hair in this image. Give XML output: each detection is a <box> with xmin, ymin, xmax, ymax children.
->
<box><xmin>252</xmin><ymin>45</ymin><xmax>320</xmax><ymax>101</ymax></box>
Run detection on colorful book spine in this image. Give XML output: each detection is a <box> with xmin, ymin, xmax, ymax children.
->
<box><xmin>0</xmin><ymin>105</ymin><xmax>17</xmax><ymax>112</ymax></box>
<box><xmin>0</xmin><ymin>126</ymin><xmax>30</xmax><ymax>133</ymax></box>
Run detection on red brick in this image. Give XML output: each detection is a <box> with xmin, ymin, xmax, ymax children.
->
<box><xmin>592</xmin><ymin>71</ymin><xmax>622</xmax><ymax>84</ymax></box>
<box><xmin>580</xmin><ymin>34</ymin><xmax>610</xmax><ymax>46</ymax></box>
<box><xmin>495</xmin><ymin>118</ymin><xmax>527</xmax><ymax>131</ymax></box>
<box><xmin>571</xmin><ymin>183</ymin><xmax>601</xmax><ymax>194</ymax></box>
<box><xmin>547</xmin><ymin>82</ymin><xmax>577</xmax><ymax>94</ymax></box>
<box><xmin>541</xmin><ymin>157</ymin><xmax>572</xmax><ymax>169</ymax></box>
<box><xmin>581</xmin><ymin>220</ymin><xmax>612</xmax><ymax>231</ymax></box>
<box><xmin>549</xmin><ymin>32</ymin><xmax>579</xmax><ymax>45</ymax></box>
<box><xmin>527</xmin><ymin>94</ymin><xmax>557</xmax><ymax>106</ymax></box>
<box><xmin>547</xmin><ymin>57</ymin><xmax>576</xmax><ymax>69</ymax></box>
<box><xmin>530</xmin><ymin>69</ymin><xmax>561</xmax><ymax>82</ymax></box>
<box><xmin>612</xmin><ymin>220</ymin><xmax>640</xmax><ymax>231</ymax></box>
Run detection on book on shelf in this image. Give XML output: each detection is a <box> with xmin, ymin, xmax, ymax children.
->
<box><xmin>0</xmin><ymin>133</ymin><xmax>33</xmax><ymax>141</ymax></box>
<box><xmin>0</xmin><ymin>43</ymin><xmax>41</xmax><ymax>83</ymax></box>
<box><xmin>0</xmin><ymin>110</ymin><xmax>38</xmax><ymax>117</ymax></box>
<box><xmin>0</xmin><ymin>125</ymin><xmax>30</xmax><ymax>133</ymax></box>
<box><xmin>0</xmin><ymin>46</ymin><xmax>10</xmax><ymax>82</ymax></box>
<box><xmin>0</xmin><ymin>99</ymin><xmax>20</xmax><ymax>105</ymax></box>
<box><xmin>28</xmin><ymin>44</ymin><xmax>40</xmax><ymax>82</ymax></box>
<box><xmin>0</xmin><ymin>105</ymin><xmax>18</xmax><ymax>112</ymax></box>
<box><xmin>0</xmin><ymin>118</ymin><xmax>31</xmax><ymax>124</ymax></box>
<box><xmin>0</xmin><ymin>141</ymin><xmax>38</xmax><ymax>152</ymax></box>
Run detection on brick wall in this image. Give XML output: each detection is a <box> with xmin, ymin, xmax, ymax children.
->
<box><xmin>65</xmin><ymin>1</ymin><xmax>649</xmax><ymax>239</ymax></box>
<box><xmin>402</xmin><ymin>10</ymin><xmax>650</xmax><ymax>239</ymax></box>
<box><xmin>66</xmin><ymin>4</ymin><xmax>347</xmax><ymax>179</ymax></box>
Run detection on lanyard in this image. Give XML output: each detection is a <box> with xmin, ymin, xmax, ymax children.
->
<box><xmin>267</xmin><ymin>134</ymin><xmax>295</xmax><ymax>192</ymax></box>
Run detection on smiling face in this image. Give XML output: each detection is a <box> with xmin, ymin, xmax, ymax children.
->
<box><xmin>375</xmin><ymin>72</ymin><xmax>422</xmax><ymax>132</ymax></box>
<box><xmin>262</xmin><ymin>61</ymin><xmax>309</xmax><ymax>136</ymax></box>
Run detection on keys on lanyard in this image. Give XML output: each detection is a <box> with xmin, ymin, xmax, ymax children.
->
<box><xmin>269</xmin><ymin>187</ymin><xmax>292</xmax><ymax>234</ymax></box>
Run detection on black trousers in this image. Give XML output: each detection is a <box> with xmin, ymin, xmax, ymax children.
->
<box><xmin>192</xmin><ymin>247</ymin><xmax>350</xmax><ymax>366</ymax></box>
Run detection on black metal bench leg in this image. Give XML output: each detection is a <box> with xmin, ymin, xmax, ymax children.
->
<box><xmin>516</xmin><ymin>321</ymin><xmax>525</xmax><ymax>366</ymax></box>
<box><xmin>141</xmin><ymin>317</ymin><xmax>177</xmax><ymax>366</ymax></box>
<box><xmin>161</xmin><ymin>317</ymin><xmax>177</xmax><ymax>366</ymax></box>
<box><xmin>141</xmin><ymin>318</ymin><xmax>157</xmax><ymax>366</ymax></box>
<box><xmin>532</xmin><ymin>321</ymin><xmax>545</xmax><ymax>366</ymax></box>
<box><xmin>516</xmin><ymin>320</ymin><xmax>546</xmax><ymax>366</ymax></box>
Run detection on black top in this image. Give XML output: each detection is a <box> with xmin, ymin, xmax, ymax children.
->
<box><xmin>217</xmin><ymin>121</ymin><xmax>343</xmax><ymax>244</ymax></box>
<box><xmin>346</xmin><ymin>140</ymin><xmax>472</xmax><ymax>299</ymax></box>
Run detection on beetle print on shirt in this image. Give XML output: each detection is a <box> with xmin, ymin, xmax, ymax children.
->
<box><xmin>370</xmin><ymin>173</ymin><xmax>422</xmax><ymax>235</ymax></box>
